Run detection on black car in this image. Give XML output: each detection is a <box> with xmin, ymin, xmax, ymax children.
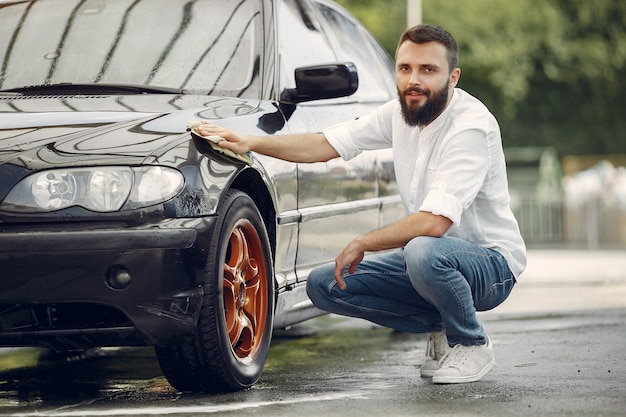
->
<box><xmin>0</xmin><ymin>0</ymin><xmax>402</xmax><ymax>392</ymax></box>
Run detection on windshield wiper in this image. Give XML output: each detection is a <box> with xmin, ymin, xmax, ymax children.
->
<box><xmin>0</xmin><ymin>83</ymin><xmax>186</xmax><ymax>95</ymax></box>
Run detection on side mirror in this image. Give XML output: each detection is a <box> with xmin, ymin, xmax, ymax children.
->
<box><xmin>282</xmin><ymin>62</ymin><xmax>358</xmax><ymax>103</ymax></box>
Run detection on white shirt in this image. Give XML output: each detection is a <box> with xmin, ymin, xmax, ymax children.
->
<box><xmin>323</xmin><ymin>88</ymin><xmax>527</xmax><ymax>279</ymax></box>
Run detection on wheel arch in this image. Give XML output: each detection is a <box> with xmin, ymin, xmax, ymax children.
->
<box><xmin>230</xmin><ymin>168</ymin><xmax>277</xmax><ymax>262</ymax></box>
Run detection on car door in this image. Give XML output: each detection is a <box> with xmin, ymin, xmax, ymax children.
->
<box><xmin>278</xmin><ymin>0</ymin><xmax>400</xmax><ymax>281</ymax></box>
<box><xmin>312</xmin><ymin>0</ymin><xmax>404</xmax><ymax>232</ymax></box>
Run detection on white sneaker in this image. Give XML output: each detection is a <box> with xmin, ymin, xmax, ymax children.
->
<box><xmin>432</xmin><ymin>337</ymin><xmax>495</xmax><ymax>384</ymax></box>
<box><xmin>420</xmin><ymin>331</ymin><xmax>451</xmax><ymax>378</ymax></box>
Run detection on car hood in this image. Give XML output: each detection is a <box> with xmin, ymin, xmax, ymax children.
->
<box><xmin>0</xmin><ymin>94</ymin><xmax>261</xmax><ymax>167</ymax></box>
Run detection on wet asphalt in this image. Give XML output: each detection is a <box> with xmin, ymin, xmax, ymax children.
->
<box><xmin>0</xmin><ymin>248</ymin><xmax>624</xmax><ymax>416</ymax></box>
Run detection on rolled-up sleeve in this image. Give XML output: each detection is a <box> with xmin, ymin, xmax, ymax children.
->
<box><xmin>323</xmin><ymin>100</ymin><xmax>395</xmax><ymax>160</ymax></box>
<box><xmin>323</xmin><ymin>122</ymin><xmax>362</xmax><ymax>160</ymax></box>
<box><xmin>420</xmin><ymin>188</ymin><xmax>464</xmax><ymax>224</ymax></box>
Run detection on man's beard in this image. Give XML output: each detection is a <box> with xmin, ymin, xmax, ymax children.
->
<box><xmin>398</xmin><ymin>81</ymin><xmax>450</xmax><ymax>127</ymax></box>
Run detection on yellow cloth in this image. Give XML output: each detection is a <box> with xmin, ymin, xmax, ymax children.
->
<box><xmin>187</xmin><ymin>121</ymin><xmax>252</xmax><ymax>165</ymax></box>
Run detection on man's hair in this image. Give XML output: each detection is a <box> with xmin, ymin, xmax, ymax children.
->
<box><xmin>396</xmin><ymin>24</ymin><xmax>459</xmax><ymax>73</ymax></box>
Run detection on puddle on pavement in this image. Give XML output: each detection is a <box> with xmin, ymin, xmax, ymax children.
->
<box><xmin>262</xmin><ymin>315</ymin><xmax>428</xmax><ymax>393</ymax></box>
<box><xmin>269</xmin><ymin>318</ymin><xmax>390</xmax><ymax>370</ymax></box>
<box><xmin>0</xmin><ymin>315</ymin><xmax>429</xmax><ymax>410</ymax></box>
<box><xmin>0</xmin><ymin>346</ymin><xmax>171</xmax><ymax>408</ymax></box>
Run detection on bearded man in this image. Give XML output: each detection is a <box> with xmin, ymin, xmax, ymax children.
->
<box><xmin>194</xmin><ymin>24</ymin><xmax>526</xmax><ymax>384</ymax></box>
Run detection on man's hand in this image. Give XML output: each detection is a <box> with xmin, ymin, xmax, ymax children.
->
<box><xmin>333</xmin><ymin>238</ymin><xmax>366</xmax><ymax>290</ymax></box>
<box><xmin>194</xmin><ymin>122</ymin><xmax>253</xmax><ymax>155</ymax></box>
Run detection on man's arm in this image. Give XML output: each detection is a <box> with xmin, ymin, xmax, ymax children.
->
<box><xmin>193</xmin><ymin>122</ymin><xmax>339</xmax><ymax>163</ymax></box>
<box><xmin>333</xmin><ymin>211</ymin><xmax>452</xmax><ymax>289</ymax></box>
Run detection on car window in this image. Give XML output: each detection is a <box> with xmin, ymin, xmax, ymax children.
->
<box><xmin>313</xmin><ymin>1</ymin><xmax>395</xmax><ymax>100</ymax></box>
<box><xmin>278</xmin><ymin>0</ymin><xmax>337</xmax><ymax>91</ymax></box>
<box><xmin>0</xmin><ymin>0</ymin><xmax>263</xmax><ymax>98</ymax></box>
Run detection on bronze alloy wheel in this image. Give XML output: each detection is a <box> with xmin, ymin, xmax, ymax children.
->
<box><xmin>156</xmin><ymin>190</ymin><xmax>274</xmax><ymax>392</ymax></box>
<box><xmin>222</xmin><ymin>218</ymin><xmax>270</xmax><ymax>364</ymax></box>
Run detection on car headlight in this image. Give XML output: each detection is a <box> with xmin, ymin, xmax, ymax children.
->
<box><xmin>1</xmin><ymin>166</ymin><xmax>184</xmax><ymax>213</ymax></box>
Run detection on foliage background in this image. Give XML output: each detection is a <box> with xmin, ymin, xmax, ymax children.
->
<box><xmin>334</xmin><ymin>0</ymin><xmax>626</xmax><ymax>157</ymax></box>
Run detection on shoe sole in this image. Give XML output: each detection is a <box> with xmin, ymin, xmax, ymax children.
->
<box><xmin>420</xmin><ymin>359</ymin><xmax>442</xmax><ymax>378</ymax></box>
<box><xmin>431</xmin><ymin>358</ymin><xmax>496</xmax><ymax>384</ymax></box>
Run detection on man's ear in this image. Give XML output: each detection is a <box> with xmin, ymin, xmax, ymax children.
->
<box><xmin>450</xmin><ymin>68</ymin><xmax>461</xmax><ymax>88</ymax></box>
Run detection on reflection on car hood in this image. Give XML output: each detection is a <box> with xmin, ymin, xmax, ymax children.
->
<box><xmin>0</xmin><ymin>94</ymin><xmax>260</xmax><ymax>166</ymax></box>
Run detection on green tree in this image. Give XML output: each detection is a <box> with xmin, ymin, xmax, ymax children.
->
<box><xmin>336</xmin><ymin>0</ymin><xmax>626</xmax><ymax>156</ymax></box>
<box><xmin>334</xmin><ymin>0</ymin><xmax>406</xmax><ymax>55</ymax></box>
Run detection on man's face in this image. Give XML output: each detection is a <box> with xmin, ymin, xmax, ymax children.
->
<box><xmin>395</xmin><ymin>41</ymin><xmax>460</xmax><ymax>127</ymax></box>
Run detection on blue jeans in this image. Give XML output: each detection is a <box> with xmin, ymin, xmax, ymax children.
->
<box><xmin>306</xmin><ymin>236</ymin><xmax>515</xmax><ymax>346</ymax></box>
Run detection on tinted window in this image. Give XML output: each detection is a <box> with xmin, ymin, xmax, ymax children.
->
<box><xmin>278</xmin><ymin>0</ymin><xmax>337</xmax><ymax>90</ymax></box>
<box><xmin>314</xmin><ymin>2</ymin><xmax>395</xmax><ymax>100</ymax></box>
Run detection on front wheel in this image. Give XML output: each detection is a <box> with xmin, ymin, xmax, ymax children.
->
<box><xmin>156</xmin><ymin>190</ymin><xmax>274</xmax><ymax>392</ymax></box>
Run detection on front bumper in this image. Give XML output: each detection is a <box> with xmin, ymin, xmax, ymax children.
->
<box><xmin>0</xmin><ymin>225</ymin><xmax>196</xmax><ymax>253</ymax></box>
<box><xmin>0</xmin><ymin>218</ymin><xmax>216</xmax><ymax>350</ymax></box>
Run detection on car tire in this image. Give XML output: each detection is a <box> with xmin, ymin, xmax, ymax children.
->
<box><xmin>155</xmin><ymin>189</ymin><xmax>275</xmax><ymax>392</ymax></box>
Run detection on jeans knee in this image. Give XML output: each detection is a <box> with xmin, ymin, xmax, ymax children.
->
<box><xmin>405</xmin><ymin>235</ymin><xmax>439</xmax><ymax>257</ymax></box>
<box><xmin>306</xmin><ymin>263</ymin><xmax>335</xmax><ymax>307</ymax></box>
<box><xmin>404</xmin><ymin>236</ymin><xmax>440</xmax><ymax>283</ymax></box>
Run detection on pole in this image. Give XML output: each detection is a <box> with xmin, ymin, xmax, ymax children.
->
<box><xmin>407</xmin><ymin>0</ymin><xmax>422</xmax><ymax>28</ymax></box>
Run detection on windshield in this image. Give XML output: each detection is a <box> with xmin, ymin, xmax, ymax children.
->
<box><xmin>0</xmin><ymin>0</ymin><xmax>263</xmax><ymax>97</ymax></box>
